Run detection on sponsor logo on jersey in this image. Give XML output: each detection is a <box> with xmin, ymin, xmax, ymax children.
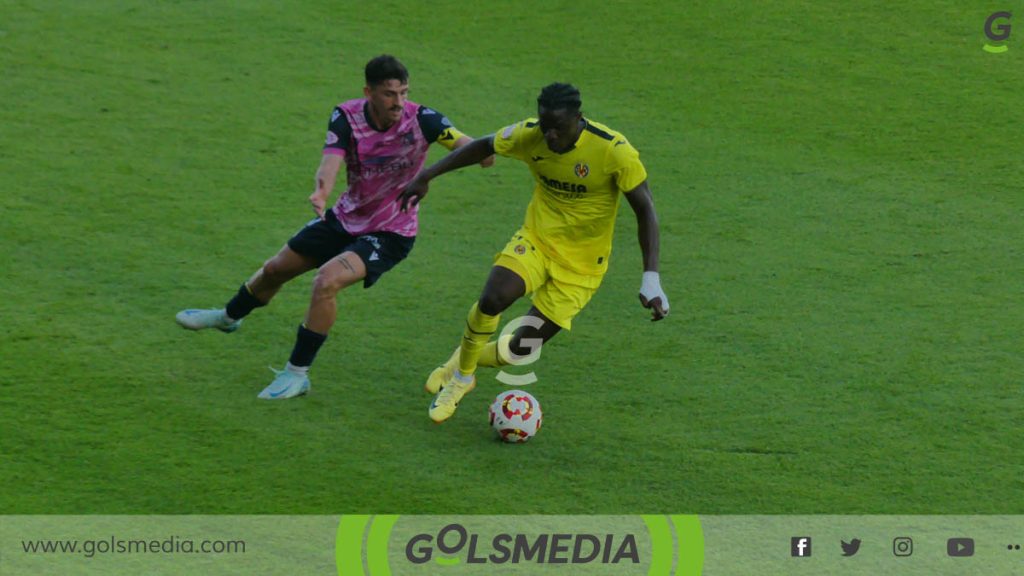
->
<box><xmin>358</xmin><ymin>156</ymin><xmax>414</xmax><ymax>176</ymax></box>
<box><xmin>539</xmin><ymin>174</ymin><xmax>587</xmax><ymax>195</ymax></box>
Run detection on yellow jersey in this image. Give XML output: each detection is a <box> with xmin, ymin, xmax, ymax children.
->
<box><xmin>492</xmin><ymin>117</ymin><xmax>647</xmax><ymax>277</ymax></box>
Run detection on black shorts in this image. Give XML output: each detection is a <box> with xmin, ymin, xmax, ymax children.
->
<box><xmin>287</xmin><ymin>209</ymin><xmax>415</xmax><ymax>288</ymax></box>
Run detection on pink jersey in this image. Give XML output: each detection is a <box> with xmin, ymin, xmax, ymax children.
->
<box><xmin>326</xmin><ymin>99</ymin><xmax>431</xmax><ymax>237</ymax></box>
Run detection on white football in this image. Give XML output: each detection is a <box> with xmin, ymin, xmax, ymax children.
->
<box><xmin>489</xmin><ymin>390</ymin><xmax>542</xmax><ymax>443</ymax></box>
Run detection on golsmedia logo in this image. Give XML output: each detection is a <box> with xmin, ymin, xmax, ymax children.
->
<box><xmin>404</xmin><ymin>523</ymin><xmax>640</xmax><ymax>566</ymax></box>
<box><xmin>984</xmin><ymin>11</ymin><xmax>1012</xmax><ymax>53</ymax></box>
<box><xmin>335</xmin><ymin>515</ymin><xmax>704</xmax><ymax>575</ymax></box>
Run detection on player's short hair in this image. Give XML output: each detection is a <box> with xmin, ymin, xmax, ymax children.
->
<box><xmin>537</xmin><ymin>83</ymin><xmax>582</xmax><ymax>113</ymax></box>
<box><xmin>365</xmin><ymin>55</ymin><xmax>409</xmax><ymax>87</ymax></box>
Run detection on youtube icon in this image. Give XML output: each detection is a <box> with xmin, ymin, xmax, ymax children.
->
<box><xmin>947</xmin><ymin>538</ymin><xmax>975</xmax><ymax>557</ymax></box>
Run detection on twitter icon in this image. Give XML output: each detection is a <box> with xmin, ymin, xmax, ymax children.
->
<box><xmin>841</xmin><ymin>539</ymin><xmax>862</xmax><ymax>557</ymax></box>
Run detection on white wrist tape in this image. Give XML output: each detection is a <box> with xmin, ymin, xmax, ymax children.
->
<box><xmin>639</xmin><ymin>271</ymin><xmax>669</xmax><ymax>310</ymax></box>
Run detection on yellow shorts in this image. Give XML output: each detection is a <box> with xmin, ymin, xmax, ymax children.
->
<box><xmin>493</xmin><ymin>228</ymin><xmax>603</xmax><ymax>330</ymax></box>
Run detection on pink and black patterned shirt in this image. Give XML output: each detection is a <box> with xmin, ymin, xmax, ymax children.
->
<box><xmin>322</xmin><ymin>99</ymin><xmax>463</xmax><ymax>237</ymax></box>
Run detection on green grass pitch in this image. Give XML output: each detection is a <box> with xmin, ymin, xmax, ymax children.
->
<box><xmin>1</xmin><ymin>1</ymin><xmax>1022</xmax><ymax>514</ymax></box>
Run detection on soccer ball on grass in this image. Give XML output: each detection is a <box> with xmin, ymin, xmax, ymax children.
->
<box><xmin>489</xmin><ymin>390</ymin><xmax>542</xmax><ymax>443</ymax></box>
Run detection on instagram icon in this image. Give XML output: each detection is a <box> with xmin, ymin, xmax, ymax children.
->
<box><xmin>893</xmin><ymin>537</ymin><xmax>913</xmax><ymax>557</ymax></box>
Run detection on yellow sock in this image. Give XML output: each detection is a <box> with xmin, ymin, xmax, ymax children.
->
<box><xmin>459</xmin><ymin>303</ymin><xmax>500</xmax><ymax>375</ymax></box>
<box><xmin>477</xmin><ymin>334</ymin><xmax>512</xmax><ymax>368</ymax></box>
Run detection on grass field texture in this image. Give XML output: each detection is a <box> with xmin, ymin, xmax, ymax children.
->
<box><xmin>1</xmin><ymin>1</ymin><xmax>1022</xmax><ymax>515</ymax></box>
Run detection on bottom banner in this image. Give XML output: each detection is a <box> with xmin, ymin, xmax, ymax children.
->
<box><xmin>3</xmin><ymin>515</ymin><xmax>1023</xmax><ymax>575</ymax></box>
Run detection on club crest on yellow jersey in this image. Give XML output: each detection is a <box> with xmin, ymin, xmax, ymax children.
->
<box><xmin>574</xmin><ymin>162</ymin><xmax>590</xmax><ymax>179</ymax></box>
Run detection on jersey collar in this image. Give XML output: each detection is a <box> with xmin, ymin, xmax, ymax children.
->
<box><xmin>555</xmin><ymin>117</ymin><xmax>587</xmax><ymax>154</ymax></box>
<box><xmin>363</xmin><ymin>101</ymin><xmax>397</xmax><ymax>133</ymax></box>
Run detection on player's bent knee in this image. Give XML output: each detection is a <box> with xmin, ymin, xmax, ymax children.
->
<box><xmin>312</xmin><ymin>254</ymin><xmax>365</xmax><ymax>296</ymax></box>
<box><xmin>312</xmin><ymin>270</ymin><xmax>352</xmax><ymax>295</ymax></box>
<box><xmin>478</xmin><ymin>292</ymin><xmax>513</xmax><ymax>316</ymax></box>
<box><xmin>312</xmin><ymin>271</ymin><xmax>346</xmax><ymax>297</ymax></box>
<box><xmin>478</xmin><ymin>267</ymin><xmax>526</xmax><ymax>315</ymax></box>
<box><xmin>261</xmin><ymin>257</ymin><xmax>288</xmax><ymax>282</ymax></box>
<box><xmin>262</xmin><ymin>251</ymin><xmax>307</xmax><ymax>283</ymax></box>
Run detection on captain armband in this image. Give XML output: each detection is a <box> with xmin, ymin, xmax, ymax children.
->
<box><xmin>436</xmin><ymin>127</ymin><xmax>468</xmax><ymax>150</ymax></box>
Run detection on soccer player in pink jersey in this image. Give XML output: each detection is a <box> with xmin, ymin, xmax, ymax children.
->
<box><xmin>176</xmin><ymin>55</ymin><xmax>492</xmax><ymax>399</ymax></box>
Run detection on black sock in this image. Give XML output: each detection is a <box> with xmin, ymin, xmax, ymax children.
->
<box><xmin>225</xmin><ymin>284</ymin><xmax>265</xmax><ymax>320</ymax></box>
<box><xmin>289</xmin><ymin>324</ymin><xmax>328</xmax><ymax>368</ymax></box>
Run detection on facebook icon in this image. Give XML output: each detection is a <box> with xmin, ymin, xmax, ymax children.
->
<box><xmin>791</xmin><ymin>536</ymin><xmax>813</xmax><ymax>557</ymax></box>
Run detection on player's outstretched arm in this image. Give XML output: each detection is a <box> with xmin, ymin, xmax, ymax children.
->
<box><xmin>398</xmin><ymin>135</ymin><xmax>496</xmax><ymax>212</ymax></box>
<box><xmin>625</xmin><ymin>180</ymin><xmax>669</xmax><ymax>321</ymax></box>
<box><xmin>310</xmin><ymin>154</ymin><xmax>343</xmax><ymax>219</ymax></box>
<box><xmin>453</xmin><ymin>135</ymin><xmax>495</xmax><ymax>168</ymax></box>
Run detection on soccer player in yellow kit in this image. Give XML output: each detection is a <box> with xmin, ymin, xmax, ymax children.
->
<box><xmin>399</xmin><ymin>83</ymin><xmax>669</xmax><ymax>422</ymax></box>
